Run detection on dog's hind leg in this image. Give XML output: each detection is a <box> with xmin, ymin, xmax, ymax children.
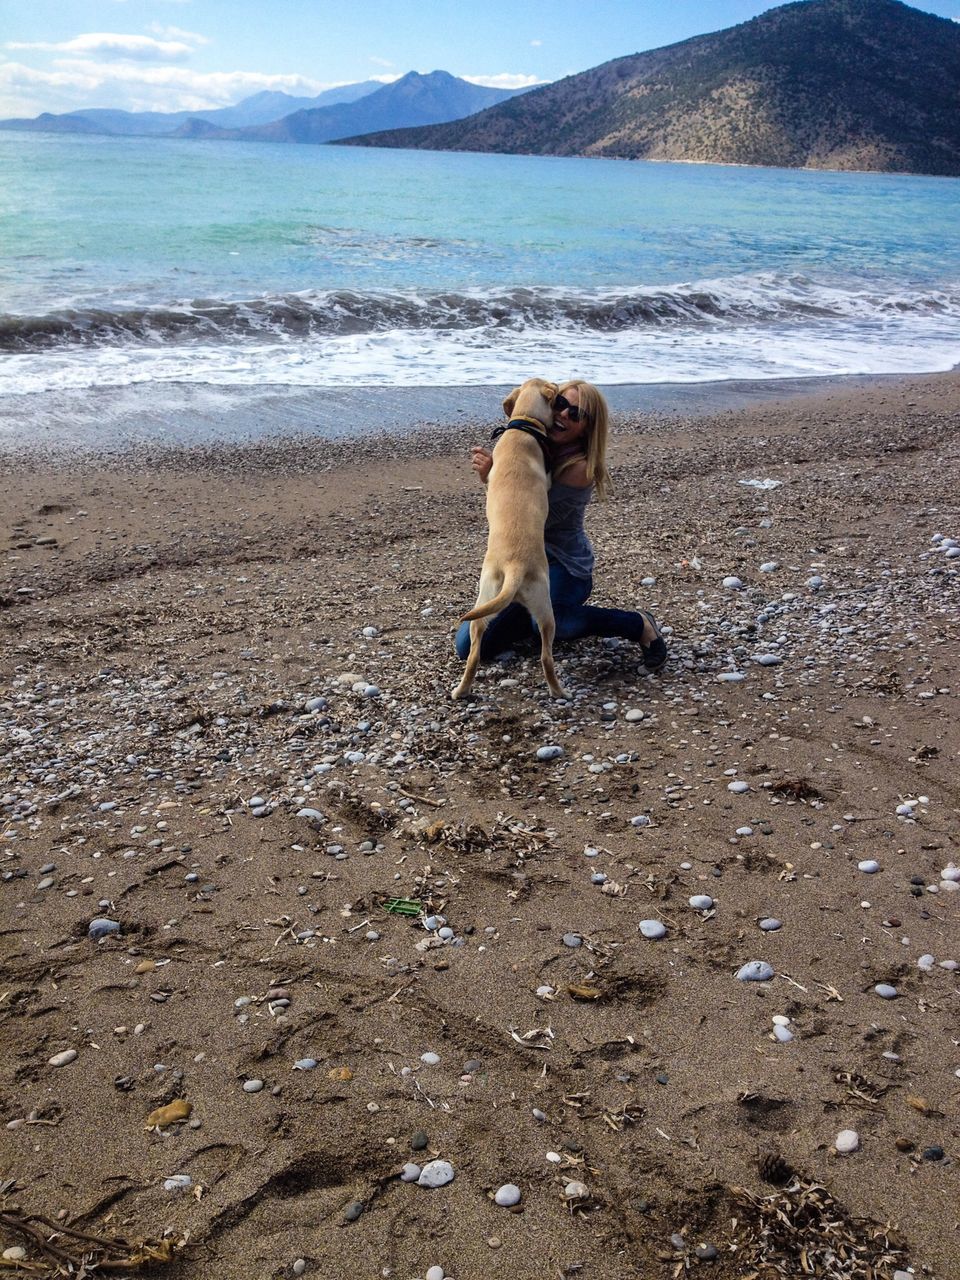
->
<box><xmin>451</xmin><ymin>571</ymin><xmax>499</xmax><ymax>700</ymax></box>
<box><xmin>524</xmin><ymin>579</ymin><xmax>570</xmax><ymax>699</ymax></box>
<box><xmin>451</xmin><ymin>616</ymin><xmax>489</xmax><ymax>700</ymax></box>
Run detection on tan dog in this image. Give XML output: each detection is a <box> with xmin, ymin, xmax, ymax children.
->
<box><xmin>452</xmin><ymin>378</ymin><xmax>569</xmax><ymax>700</ymax></box>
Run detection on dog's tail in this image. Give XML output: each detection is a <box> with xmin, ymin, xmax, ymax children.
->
<box><xmin>461</xmin><ymin>566</ymin><xmax>524</xmax><ymax>622</ymax></box>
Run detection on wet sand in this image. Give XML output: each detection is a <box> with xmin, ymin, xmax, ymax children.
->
<box><xmin>1</xmin><ymin>372</ymin><xmax>958</xmax><ymax>1279</ymax></box>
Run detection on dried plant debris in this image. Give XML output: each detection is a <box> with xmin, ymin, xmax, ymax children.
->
<box><xmin>729</xmin><ymin>1175</ymin><xmax>909</xmax><ymax>1277</ymax></box>
<box><xmin>0</xmin><ymin>1200</ymin><xmax>185</xmax><ymax>1275</ymax></box>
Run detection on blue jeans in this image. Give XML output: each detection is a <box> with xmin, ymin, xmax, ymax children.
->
<box><xmin>455</xmin><ymin>561</ymin><xmax>649</xmax><ymax>661</ymax></box>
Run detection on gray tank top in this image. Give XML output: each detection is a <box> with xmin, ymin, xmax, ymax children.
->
<box><xmin>545</xmin><ymin>482</ymin><xmax>594</xmax><ymax>578</ymax></box>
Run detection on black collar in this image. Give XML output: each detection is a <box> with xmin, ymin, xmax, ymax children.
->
<box><xmin>490</xmin><ymin>418</ymin><xmax>553</xmax><ymax>472</ymax></box>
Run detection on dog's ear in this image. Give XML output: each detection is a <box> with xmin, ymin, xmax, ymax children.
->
<box><xmin>542</xmin><ymin>381</ymin><xmax>559</xmax><ymax>405</ymax></box>
<box><xmin>502</xmin><ymin>387</ymin><xmax>521</xmax><ymax>417</ymax></box>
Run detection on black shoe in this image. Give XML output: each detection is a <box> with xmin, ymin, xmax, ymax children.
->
<box><xmin>639</xmin><ymin>609</ymin><xmax>668</xmax><ymax>672</ymax></box>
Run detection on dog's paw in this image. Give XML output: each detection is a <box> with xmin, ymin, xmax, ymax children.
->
<box><xmin>550</xmin><ymin>685</ymin><xmax>572</xmax><ymax>701</ymax></box>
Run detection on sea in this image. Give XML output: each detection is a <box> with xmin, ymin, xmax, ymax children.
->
<box><xmin>1</xmin><ymin>130</ymin><xmax>959</xmax><ymax>447</ymax></box>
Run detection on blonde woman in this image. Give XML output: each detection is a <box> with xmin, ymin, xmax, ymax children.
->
<box><xmin>456</xmin><ymin>379</ymin><xmax>667</xmax><ymax>671</ymax></box>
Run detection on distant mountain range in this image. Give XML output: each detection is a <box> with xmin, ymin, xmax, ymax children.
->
<box><xmin>0</xmin><ymin>71</ymin><xmax>524</xmax><ymax>143</ymax></box>
<box><xmin>338</xmin><ymin>0</ymin><xmax>960</xmax><ymax>176</ymax></box>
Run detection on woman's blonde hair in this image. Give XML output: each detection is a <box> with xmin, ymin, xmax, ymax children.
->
<box><xmin>559</xmin><ymin>379</ymin><xmax>610</xmax><ymax>500</ymax></box>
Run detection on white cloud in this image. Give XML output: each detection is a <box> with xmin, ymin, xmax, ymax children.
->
<box><xmin>461</xmin><ymin>73</ymin><xmax>547</xmax><ymax>90</ymax></box>
<box><xmin>148</xmin><ymin>24</ymin><xmax>209</xmax><ymax>45</ymax></box>
<box><xmin>6</xmin><ymin>33</ymin><xmax>193</xmax><ymax>61</ymax></box>
<box><xmin>0</xmin><ymin>58</ymin><xmax>330</xmax><ymax>116</ymax></box>
<box><xmin>368</xmin><ymin>56</ymin><xmax>394</xmax><ymax>68</ymax></box>
<box><xmin>530</xmin><ymin>39</ymin><xmax>543</xmax><ymax>47</ymax></box>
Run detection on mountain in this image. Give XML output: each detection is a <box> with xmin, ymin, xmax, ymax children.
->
<box><xmin>173</xmin><ymin>71</ymin><xmax>526</xmax><ymax>144</ymax></box>
<box><xmin>0</xmin><ymin>111</ymin><xmax>105</xmax><ymax>135</ymax></box>
<box><xmin>0</xmin><ymin>80</ymin><xmax>384</xmax><ymax>137</ymax></box>
<box><xmin>337</xmin><ymin>0</ymin><xmax>960</xmax><ymax>176</ymax></box>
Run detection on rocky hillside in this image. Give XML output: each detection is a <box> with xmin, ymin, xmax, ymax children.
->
<box><xmin>339</xmin><ymin>0</ymin><xmax>960</xmax><ymax>175</ymax></box>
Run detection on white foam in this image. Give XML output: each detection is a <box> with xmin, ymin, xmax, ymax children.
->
<box><xmin>1</xmin><ymin>311</ymin><xmax>957</xmax><ymax>396</ymax></box>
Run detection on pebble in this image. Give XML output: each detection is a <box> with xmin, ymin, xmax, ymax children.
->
<box><xmin>243</xmin><ymin>1079</ymin><xmax>265</xmax><ymax>1093</ymax></box>
<box><xmin>563</xmin><ymin>1180</ymin><xmax>588</xmax><ymax>1199</ymax></box>
<box><xmin>753</xmin><ymin>653</ymin><xmax>782</xmax><ymax>666</ymax></box>
<box><xmin>773</xmin><ymin>1024</ymin><xmax>794</xmax><ymax>1043</ymax></box>
<box><xmin>717</xmin><ymin>671</ymin><xmax>746</xmax><ymax>682</ymax></box>
<box><xmin>292</xmin><ymin>1261</ymin><xmax>307</xmax><ymax>1277</ymax></box>
<box><xmin>400</xmin><ymin>1163</ymin><xmax>422</xmax><ymax>1182</ymax></box>
<box><xmin>758</xmin><ymin>917</ymin><xmax>782</xmax><ymax>931</ymax></box>
<box><xmin>88</xmin><ymin>917</ymin><xmax>121</xmax><ymax>940</ymax></box>
<box><xmin>695</xmin><ymin>1243</ymin><xmax>719</xmax><ymax>1261</ymax></box>
<box><xmin>293</xmin><ymin>1058</ymin><xmax>319</xmax><ymax>1071</ymax></box>
<box><xmin>420</xmin><ymin>1052</ymin><xmax>440</xmax><ymax>1066</ymax></box>
<box><xmin>727</xmin><ymin>780</ymin><xmax>749</xmax><ymax>794</ymax></box>
<box><xmin>163</xmin><ymin>1174</ymin><xmax>193</xmax><ymax>1192</ymax></box>
<box><xmin>874</xmin><ymin>983</ymin><xmax>899</xmax><ymax>999</ymax></box>
<box><xmin>638</xmin><ymin>919</ymin><xmax>667</xmax><ymax>940</ymax></box>
<box><xmin>736</xmin><ymin>961</ymin><xmax>774</xmax><ymax>982</ymax></box>
<box><xmin>834</xmin><ymin>1129</ymin><xmax>860</xmax><ymax>1154</ymax></box>
<box><xmin>857</xmin><ymin>859</ymin><xmax>881</xmax><ymax>873</ymax></box>
<box><xmin>426</xmin><ymin>1268</ymin><xmax>445</xmax><ymax>1280</ymax></box>
<box><xmin>417</xmin><ymin>1160</ymin><xmax>455</xmax><ymax>1188</ymax></box>
<box><xmin>630</xmin><ymin>814</ymin><xmax>651</xmax><ymax>827</ymax></box>
<box><xmin>722</xmin><ymin>576</ymin><xmax>743</xmax><ymax>590</ymax></box>
<box><xmin>536</xmin><ymin>745</ymin><xmax>563</xmax><ymax>761</ymax></box>
<box><xmin>625</xmin><ymin>708</ymin><xmax>645</xmax><ymax>721</ymax></box>
<box><xmin>411</xmin><ymin>1130</ymin><xmax>429</xmax><ymax>1150</ymax></box>
<box><xmin>2</xmin><ymin>1249</ymin><xmax>27</xmax><ymax>1262</ymax></box>
<box><xmin>48</xmin><ymin>1050</ymin><xmax>78</xmax><ymax>1068</ymax></box>
<box><xmin>494</xmin><ymin>1183</ymin><xmax>521</xmax><ymax>1207</ymax></box>
<box><xmin>689</xmin><ymin>894</ymin><xmax>714</xmax><ymax>910</ymax></box>
<box><xmin>562</xmin><ymin>933</ymin><xmax>582</xmax><ymax>948</ymax></box>
<box><xmin>343</xmin><ymin>1201</ymin><xmax>364</xmax><ymax>1222</ymax></box>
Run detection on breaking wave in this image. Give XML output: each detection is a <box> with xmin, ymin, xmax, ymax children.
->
<box><xmin>3</xmin><ymin>274</ymin><xmax>959</xmax><ymax>353</ymax></box>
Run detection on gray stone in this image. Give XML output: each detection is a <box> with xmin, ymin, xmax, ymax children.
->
<box><xmin>88</xmin><ymin>917</ymin><xmax>121</xmax><ymax>940</ymax></box>
<box><xmin>494</xmin><ymin>1183</ymin><xmax>521</xmax><ymax>1206</ymax></box>
<box><xmin>417</xmin><ymin>1160</ymin><xmax>455</xmax><ymax>1188</ymax></box>
<box><xmin>736</xmin><ymin>960</ymin><xmax>774</xmax><ymax>982</ymax></box>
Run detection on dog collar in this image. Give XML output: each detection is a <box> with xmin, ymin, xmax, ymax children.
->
<box><xmin>490</xmin><ymin>418</ymin><xmax>553</xmax><ymax>471</ymax></box>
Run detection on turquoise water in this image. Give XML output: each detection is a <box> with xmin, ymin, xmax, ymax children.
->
<box><xmin>1</xmin><ymin>130</ymin><xmax>959</xmax><ymax>392</ymax></box>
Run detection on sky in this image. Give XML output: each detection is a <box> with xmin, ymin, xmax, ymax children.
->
<box><xmin>2</xmin><ymin>0</ymin><xmax>959</xmax><ymax>118</ymax></box>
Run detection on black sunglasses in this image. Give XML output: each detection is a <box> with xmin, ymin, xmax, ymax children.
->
<box><xmin>554</xmin><ymin>394</ymin><xmax>584</xmax><ymax>423</ymax></box>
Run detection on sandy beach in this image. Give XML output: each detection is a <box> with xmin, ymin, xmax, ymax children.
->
<box><xmin>1</xmin><ymin>372</ymin><xmax>958</xmax><ymax>1279</ymax></box>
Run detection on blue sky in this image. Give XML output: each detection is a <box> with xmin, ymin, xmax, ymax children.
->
<box><xmin>3</xmin><ymin>0</ymin><xmax>958</xmax><ymax>117</ymax></box>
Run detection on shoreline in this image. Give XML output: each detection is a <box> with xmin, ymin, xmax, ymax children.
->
<box><xmin>0</xmin><ymin>368</ymin><xmax>941</xmax><ymax>461</ymax></box>
<box><xmin>1</xmin><ymin>372</ymin><xmax>958</xmax><ymax>1279</ymax></box>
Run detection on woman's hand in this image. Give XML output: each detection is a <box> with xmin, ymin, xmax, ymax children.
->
<box><xmin>470</xmin><ymin>446</ymin><xmax>493</xmax><ymax>484</ymax></box>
